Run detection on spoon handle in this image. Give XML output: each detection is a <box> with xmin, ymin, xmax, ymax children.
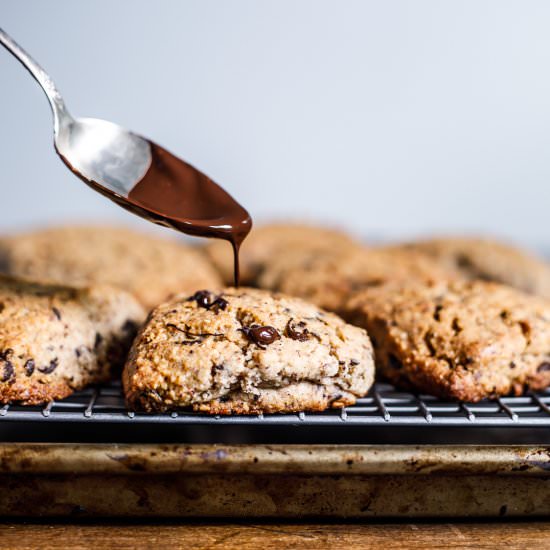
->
<box><xmin>0</xmin><ymin>28</ymin><xmax>72</xmax><ymax>134</ymax></box>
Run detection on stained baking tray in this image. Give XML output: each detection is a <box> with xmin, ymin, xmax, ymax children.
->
<box><xmin>2</xmin><ymin>443</ymin><xmax>550</xmax><ymax>518</ymax></box>
<box><xmin>2</xmin><ymin>381</ymin><xmax>550</xmax><ymax>444</ymax></box>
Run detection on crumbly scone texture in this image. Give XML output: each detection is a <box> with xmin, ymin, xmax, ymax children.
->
<box><xmin>257</xmin><ymin>247</ymin><xmax>459</xmax><ymax>314</ymax></box>
<box><xmin>389</xmin><ymin>237</ymin><xmax>550</xmax><ymax>298</ymax></box>
<box><xmin>123</xmin><ymin>287</ymin><xmax>375</xmax><ymax>414</ymax></box>
<box><xmin>0</xmin><ymin>275</ymin><xmax>145</xmax><ymax>405</ymax></box>
<box><xmin>343</xmin><ymin>279</ymin><xmax>550</xmax><ymax>402</ymax></box>
<box><xmin>0</xmin><ymin>225</ymin><xmax>222</xmax><ymax>310</ymax></box>
<box><xmin>203</xmin><ymin>222</ymin><xmax>360</xmax><ymax>285</ymax></box>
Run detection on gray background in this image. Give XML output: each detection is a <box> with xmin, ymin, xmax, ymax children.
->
<box><xmin>1</xmin><ymin>0</ymin><xmax>549</xmax><ymax>247</ymax></box>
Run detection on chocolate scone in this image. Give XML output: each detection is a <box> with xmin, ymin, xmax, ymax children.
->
<box><xmin>0</xmin><ymin>275</ymin><xmax>144</xmax><ymax>405</ymax></box>
<box><xmin>0</xmin><ymin>225</ymin><xmax>222</xmax><ymax>310</ymax></box>
<box><xmin>389</xmin><ymin>237</ymin><xmax>550</xmax><ymax>298</ymax></box>
<box><xmin>343</xmin><ymin>279</ymin><xmax>550</xmax><ymax>402</ymax></box>
<box><xmin>257</xmin><ymin>247</ymin><xmax>458</xmax><ymax>314</ymax></box>
<box><xmin>204</xmin><ymin>222</ymin><xmax>360</xmax><ymax>285</ymax></box>
<box><xmin>124</xmin><ymin>287</ymin><xmax>374</xmax><ymax>413</ymax></box>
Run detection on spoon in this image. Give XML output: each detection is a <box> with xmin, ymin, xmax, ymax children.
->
<box><xmin>0</xmin><ymin>28</ymin><xmax>252</xmax><ymax>285</ymax></box>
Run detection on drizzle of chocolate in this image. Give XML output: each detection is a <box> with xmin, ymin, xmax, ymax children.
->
<box><xmin>240</xmin><ymin>324</ymin><xmax>281</xmax><ymax>349</ymax></box>
<box><xmin>166</xmin><ymin>323</ymin><xmax>223</xmax><ymax>345</ymax></box>
<box><xmin>75</xmin><ymin>143</ymin><xmax>252</xmax><ymax>286</ymax></box>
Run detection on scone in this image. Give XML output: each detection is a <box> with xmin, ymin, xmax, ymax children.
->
<box><xmin>343</xmin><ymin>279</ymin><xmax>550</xmax><ymax>402</ymax></box>
<box><xmin>123</xmin><ymin>287</ymin><xmax>374</xmax><ymax>413</ymax></box>
<box><xmin>0</xmin><ymin>275</ymin><xmax>144</xmax><ymax>405</ymax></box>
<box><xmin>0</xmin><ymin>225</ymin><xmax>222</xmax><ymax>310</ymax></box>
<box><xmin>257</xmin><ymin>247</ymin><xmax>459</xmax><ymax>313</ymax></box>
<box><xmin>204</xmin><ymin>222</ymin><xmax>360</xmax><ymax>285</ymax></box>
<box><xmin>389</xmin><ymin>237</ymin><xmax>550</xmax><ymax>298</ymax></box>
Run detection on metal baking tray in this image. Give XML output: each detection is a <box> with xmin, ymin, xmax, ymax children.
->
<box><xmin>2</xmin><ymin>381</ymin><xmax>550</xmax><ymax>444</ymax></box>
<box><xmin>1</xmin><ymin>443</ymin><xmax>550</xmax><ymax>518</ymax></box>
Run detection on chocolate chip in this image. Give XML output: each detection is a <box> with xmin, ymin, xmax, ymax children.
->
<box><xmin>24</xmin><ymin>359</ymin><xmax>35</xmax><ymax>376</ymax></box>
<box><xmin>500</xmin><ymin>310</ymin><xmax>511</xmax><ymax>321</ymax></box>
<box><xmin>350</xmin><ymin>359</ymin><xmax>360</xmax><ymax>366</ymax></box>
<box><xmin>210</xmin><ymin>364</ymin><xmax>224</xmax><ymax>377</ymax></box>
<box><xmin>38</xmin><ymin>358</ymin><xmax>59</xmax><ymax>374</ymax></box>
<box><xmin>211</xmin><ymin>296</ymin><xmax>228</xmax><ymax>312</ymax></box>
<box><xmin>189</xmin><ymin>290</ymin><xmax>214</xmax><ymax>309</ymax></box>
<box><xmin>1</xmin><ymin>361</ymin><xmax>14</xmax><ymax>383</ymax></box>
<box><xmin>537</xmin><ymin>362</ymin><xmax>550</xmax><ymax>373</ymax></box>
<box><xmin>423</xmin><ymin>331</ymin><xmax>437</xmax><ymax>356</ymax></box>
<box><xmin>456</xmin><ymin>253</ymin><xmax>474</xmax><ymax>269</ymax></box>
<box><xmin>0</xmin><ymin>349</ymin><xmax>13</xmax><ymax>361</ymax></box>
<box><xmin>285</xmin><ymin>319</ymin><xmax>311</xmax><ymax>341</ymax></box>
<box><xmin>240</xmin><ymin>324</ymin><xmax>281</xmax><ymax>349</ymax></box>
<box><xmin>52</xmin><ymin>307</ymin><xmax>62</xmax><ymax>321</ymax></box>
<box><xmin>519</xmin><ymin>321</ymin><xmax>531</xmax><ymax>339</ymax></box>
<box><xmin>94</xmin><ymin>333</ymin><xmax>103</xmax><ymax>350</ymax></box>
<box><xmin>451</xmin><ymin>318</ymin><xmax>463</xmax><ymax>333</ymax></box>
<box><xmin>388</xmin><ymin>353</ymin><xmax>403</xmax><ymax>370</ymax></box>
<box><xmin>433</xmin><ymin>304</ymin><xmax>443</xmax><ymax>322</ymax></box>
<box><xmin>187</xmin><ymin>290</ymin><xmax>228</xmax><ymax>313</ymax></box>
<box><xmin>122</xmin><ymin>319</ymin><xmax>138</xmax><ymax>333</ymax></box>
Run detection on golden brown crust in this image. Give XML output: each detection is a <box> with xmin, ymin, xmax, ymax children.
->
<box><xmin>0</xmin><ymin>275</ymin><xmax>145</xmax><ymax>405</ymax></box>
<box><xmin>124</xmin><ymin>287</ymin><xmax>374</xmax><ymax>414</ymax></box>
<box><xmin>388</xmin><ymin>237</ymin><xmax>550</xmax><ymax>298</ymax></box>
<box><xmin>343</xmin><ymin>279</ymin><xmax>550</xmax><ymax>402</ymax></box>
<box><xmin>192</xmin><ymin>388</ymin><xmax>356</xmax><ymax>415</ymax></box>
<box><xmin>0</xmin><ymin>225</ymin><xmax>222</xmax><ymax>309</ymax></box>
<box><xmin>257</xmin><ymin>247</ymin><xmax>459</xmax><ymax>314</ymax></box>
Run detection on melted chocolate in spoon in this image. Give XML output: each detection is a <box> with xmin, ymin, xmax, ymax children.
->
<box><xmin>87</xmin><ymin>142</ymin><xmax>252</xmax><ymax>286</ymax></box>
<box><xmin>0</xmin><ymin>30</ymin><xmax>251</xmax><ymax>282</ymax></box>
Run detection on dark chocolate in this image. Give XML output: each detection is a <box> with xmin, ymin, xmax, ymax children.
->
<box><xmin>76</xmin><ymin>142</ymin><xmax>252</xmax><ymax>285</ymax></box>
<box><xmin>240</xmin><ymin>324</ymin><xmax>281</xmax><ymax>349</ymax></box>
<box><xmin>37</xmin><ymin>358</ymin><xmax>59</xmax><ymax>374</ymax></box>
<box><xmin>285</xmin><ymin>319</ymin><xmax>311</xmax><ymax>342</ymax></box>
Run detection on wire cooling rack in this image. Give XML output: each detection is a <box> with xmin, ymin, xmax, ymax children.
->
<box><xmin>2</xmin><ymin>381</ymin><xmax>550</xmax><ymax>444</ymax></box>
<box><xmin>2</xmin><ymin>381</ymin><xmax>550</xmax><ymax>425</ymax></box>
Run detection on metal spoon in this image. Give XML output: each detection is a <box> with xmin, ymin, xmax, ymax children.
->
<box><xmin>0</xmin><ymin>27</ymin><xmax>151</xmax><ymax>198</ymax></box>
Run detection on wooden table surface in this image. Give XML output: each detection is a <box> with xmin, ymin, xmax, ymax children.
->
<box><xmin>1</xmin><ymin>521</ymin><xmax>549</xmax><ymax>549</ymax></box>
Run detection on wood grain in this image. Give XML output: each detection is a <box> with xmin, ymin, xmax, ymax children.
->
<box><xmin>0</xmin><ymin>522</ymin><xmax>549</xmax><ymax>550</ymax></box>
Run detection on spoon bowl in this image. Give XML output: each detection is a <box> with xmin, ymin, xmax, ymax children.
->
<box><xmin>55</xmin><ymin>117</ymin><xmax>152</xmax><ymax>196</ymax></box>
<box><xmin>0</xmin><ymin>27</ymin><xmax>252</xmax><ymax>285</ymax></box>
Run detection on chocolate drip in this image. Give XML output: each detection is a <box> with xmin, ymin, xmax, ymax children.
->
<box><xmin>127</xmin><ymin>144</ymin><xmax>251</xmax><ymax>286</ymax></box>
<box><xmin>74</xmin><ymin>142</ymin><xmax>252</xmax><ymax>286</ymax></box>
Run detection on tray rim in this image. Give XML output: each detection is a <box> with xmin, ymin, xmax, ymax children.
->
<box><xmin>1</xmin><ymin>443</ymin><xmax>550</xmax><ymax>476</ymax></box>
